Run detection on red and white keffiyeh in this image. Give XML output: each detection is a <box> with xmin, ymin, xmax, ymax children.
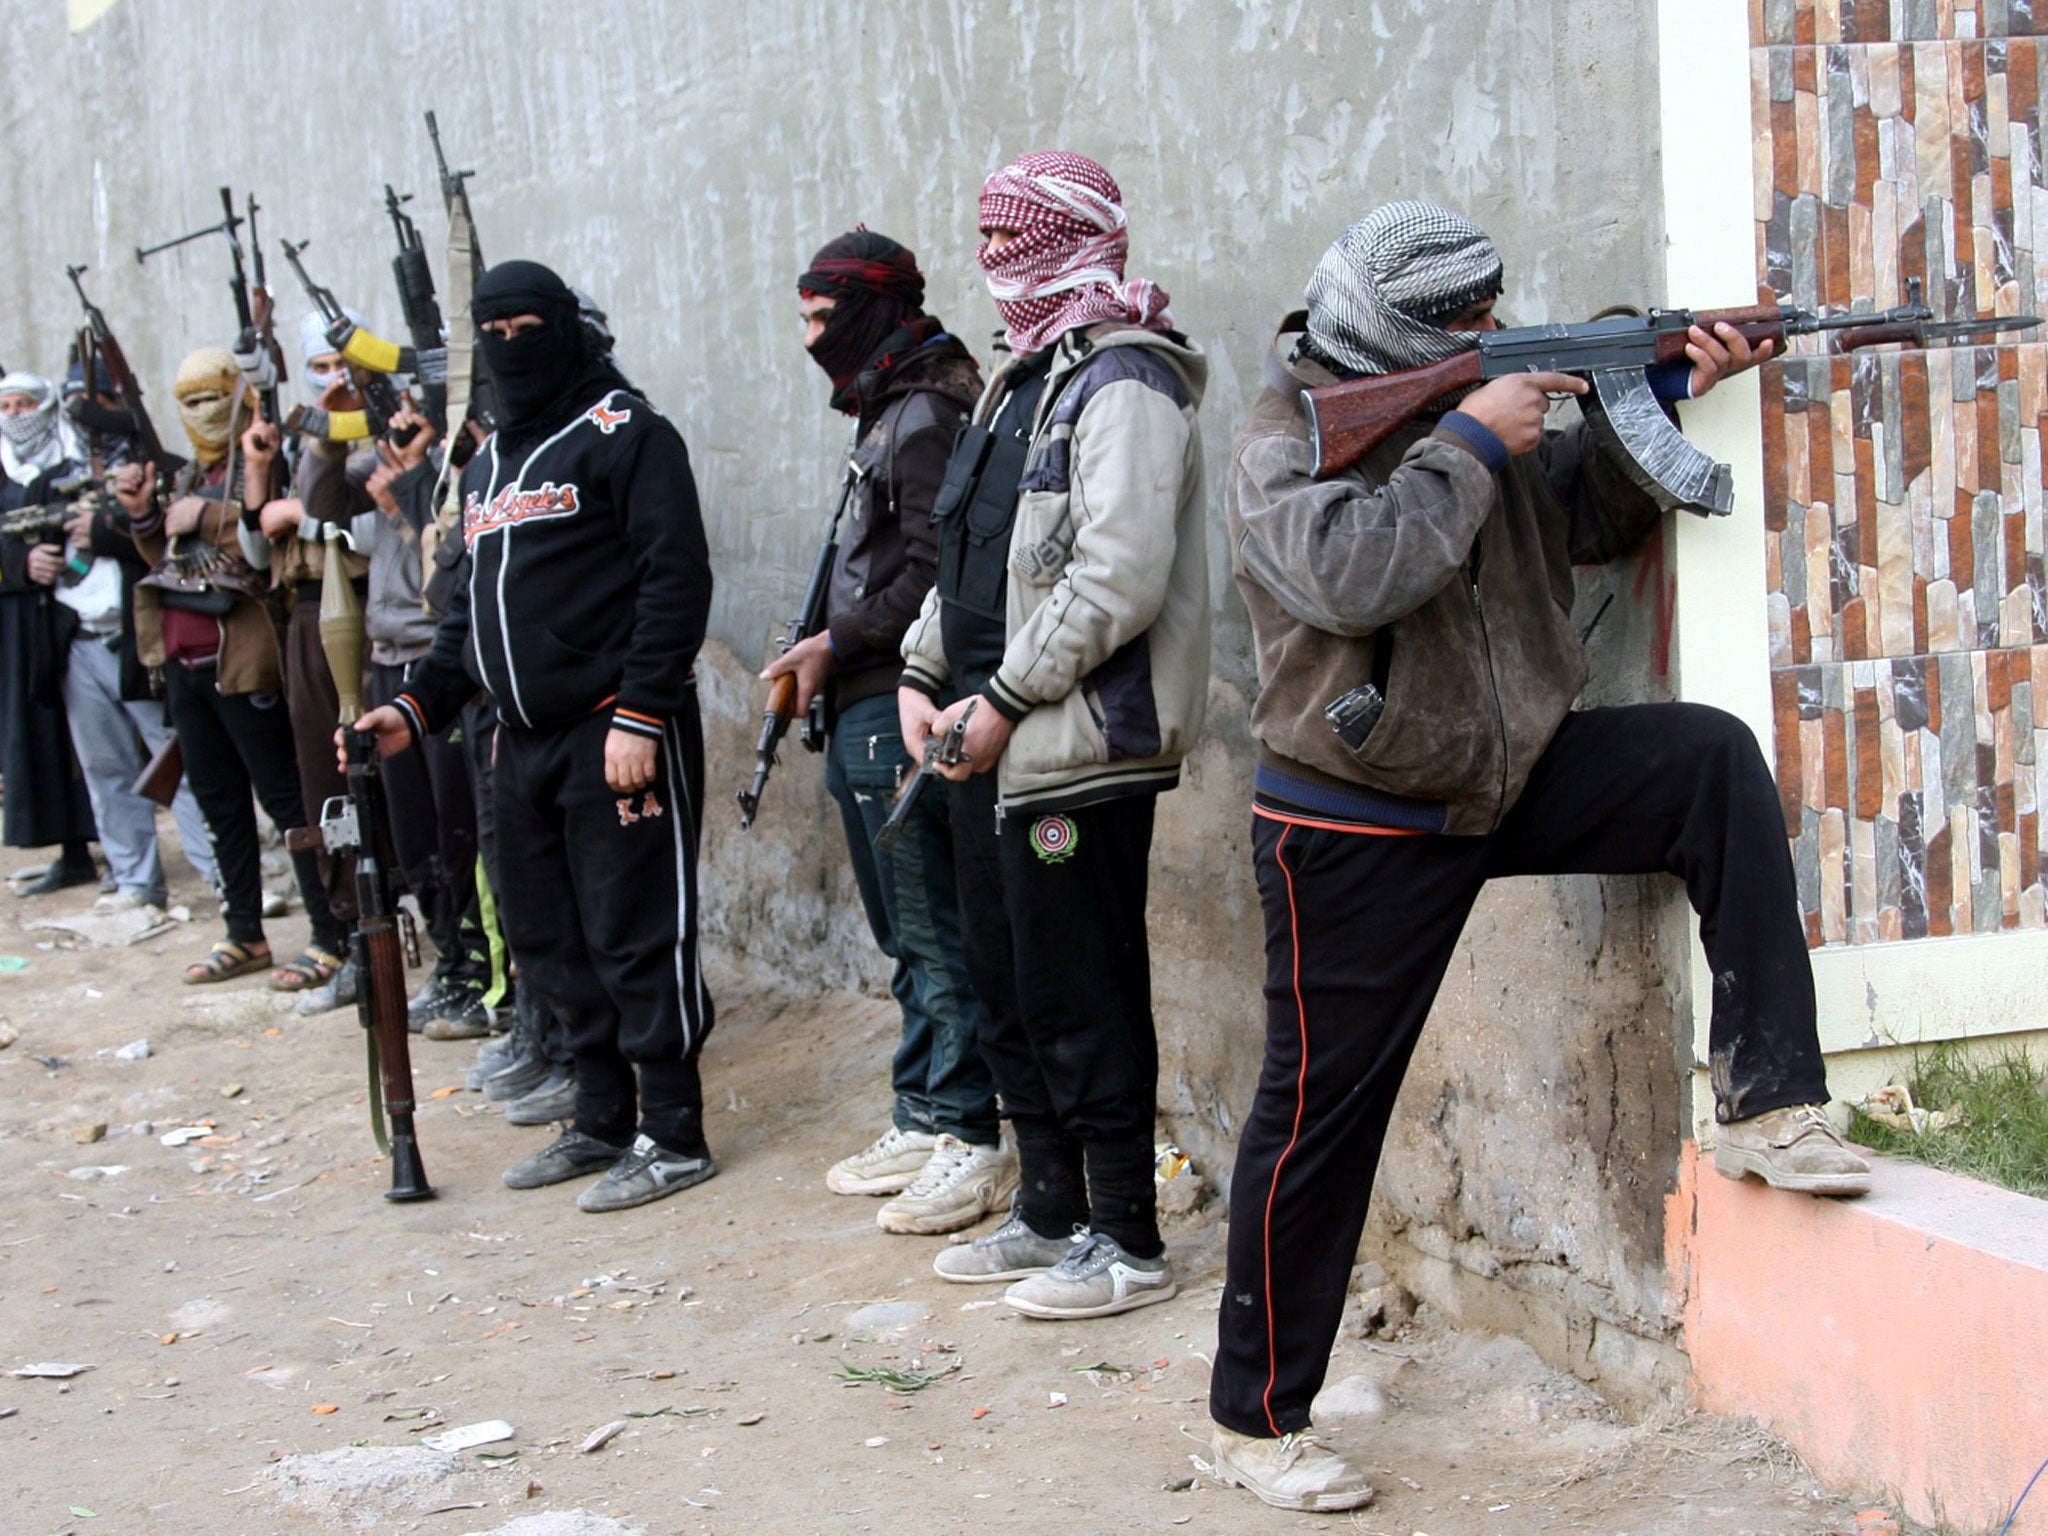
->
<box><xmin>976</xmin><ymin>150</ymin><xmax>1173</xmax><ymax>356</ymax></box>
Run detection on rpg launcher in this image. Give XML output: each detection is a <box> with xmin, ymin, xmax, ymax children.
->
<box><xmin>64</xmin><ymin>265</ymin><xmax>178</xmax><ymax>477</ymax></box>
<box><xmin>1302</xmin><ymin>277</ymin><xmax>2042</xmax><ymax>514</ymax></box>
<box><xmin>311</xmin><ymin>568</ymin><xmax>434</xmax><ymax>1204</ymax></box>
<box><xmin>736</xmin><ymin>457</ymin><xmax>860</xmax><ymax>829</ymax></box>
<box><xmin>277</xmin><ymin>238</ymin><xmax>414</xmax><ymax>446</ymax></box>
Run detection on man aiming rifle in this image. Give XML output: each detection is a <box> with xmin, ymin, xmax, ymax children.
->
<box><xmin>1205</xmin><ymin>199</ymin><xmax>1876</xmax><ymax>1512</ymax></box>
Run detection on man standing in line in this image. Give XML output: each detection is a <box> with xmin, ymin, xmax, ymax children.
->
<box><xmin>0</xmin><ymin>372</ymin><xmax>99</xmax><ymax>893</ymax></box>
<box><xmin>764</xmin><ymin>230</ymin><xmax>1011</xmax><ymax>1236</ymax></box>
<box><xmin>357</xmin><ymin>260</ymin><xmax>717</xmax><ymax>1213</ymax></box>
<box><xmin>898</xmin><ymin>151</ymin><xmax>1209</xmax><ymax>1318</ymax></box>
<box><xmin>1206</xmin><ymin>201</ymin><xmax>1868</xmax><ymax>1512</ymax></box>
<box><xmin>34</xmin><ymin>360</ymin><xmax>218</xmax><ymax>914</ymax></box>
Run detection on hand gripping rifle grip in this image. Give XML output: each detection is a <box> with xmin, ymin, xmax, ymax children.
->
<box><xmin>1305</xmin><ymin>351</ymin><xmax>1487</xmax><ymax>479</ymax></box>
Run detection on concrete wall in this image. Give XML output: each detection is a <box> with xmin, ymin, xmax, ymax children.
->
<box><xmin>4</xmin><ymin>0</ymin><xmax>1687</xmax><ymax>1393</ymax></box>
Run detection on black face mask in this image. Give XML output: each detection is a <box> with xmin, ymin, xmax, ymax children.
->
<box><xmin>807</xmin><ymin>291</ymin><xmax>911</xmax><ymax>414</ymax></box>
<box><xmin>68</xmin><ymin>397</ymin><xmax>137</xmax><ymax>440</ymax></box>
<box><xmin>475</xmin><ymin>307</ymin><xmax>586</xmax><ymax>430</ymax></box>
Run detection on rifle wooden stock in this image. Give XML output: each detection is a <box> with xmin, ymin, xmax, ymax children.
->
<box><xmin>1305</xmin><ymin>352</ymin><xmax>1485</xmax><ymax>477</ymax></box>
<box><xmin>130</xmin><ymin>733</ymin><xmax>183</xmax><ymax>808</ymax></box>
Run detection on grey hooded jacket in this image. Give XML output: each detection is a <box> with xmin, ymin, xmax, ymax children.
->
<box><xmin>902</xmin><ymin>323</ymin><xmax>1210</xmax><ymax>814</ymax></box>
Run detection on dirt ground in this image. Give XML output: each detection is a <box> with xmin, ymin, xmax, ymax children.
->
<box><xmin>0</xmin><ymin>838</ymin><xmax>1911</xmax><ymax>1536</ymax></box>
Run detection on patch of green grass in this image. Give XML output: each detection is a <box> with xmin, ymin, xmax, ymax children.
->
<box><xmin>1847</xmin><ymin>1043</ymin><xmax>2048</xmax><ymax>1198</ymax></box>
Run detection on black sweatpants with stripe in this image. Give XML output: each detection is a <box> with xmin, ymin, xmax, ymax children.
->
<box><xmin>1211</xmin><ymin>703</ymin><xmax>1828</xmax><ymax>1438</ymax></box>
<box><xmin>950</xmin><ymin>774</ymin><xmax>1163</xmax><ymax>1256</ymax></box>
<box><xmin>491</xmin><ymin>697</ymin><xmax>714</xmax><ymax>1153</ymax></box>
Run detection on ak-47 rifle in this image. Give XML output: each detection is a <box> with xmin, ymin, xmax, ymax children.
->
<box><xmin>277</xmin><ymin>238</ymin><xmax>410</xmax><ymax>444</ymax></box>
<box><xmin>64</xmin><ymin>265</ymin><xmax>178</xmax><ymax>477</ymax></box>
<box><xmin>736</xmin><ymin>457</ymin><xmax>861</xmax><ymax>829</ymax></box>
<box><xmin>384</xmin><ymin>185</ymin><xmax>449</xmax><ymax>433</ymax></box>
<box><xmin>873</xmin><ymin>700</ymin><xmax>974</xmax><ymax>856</ymax></box>
<box><xmin>312</xmin><ymin>571</ymin><xmax>433</xmax><ymax>1204</ymax></box>
<box><xmin>1302</xmin><ymin>278</ymin><xmax>2042</xmax><ymax>513</ymax></box>
<box><xmin>137</xmin><ymin>188</ymin><xmax>287</xmax><ymax>422</ymax></box>
<box><xmin>243</xmin><ymin>192</ymin><xmax>287</xmax><ymax>423</ymax></box>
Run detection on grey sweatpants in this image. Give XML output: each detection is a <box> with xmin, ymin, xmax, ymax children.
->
<box><xmin>61</xmin><ymin>632</ymin><xmax>217</xmax><ymax>905</ymax></box>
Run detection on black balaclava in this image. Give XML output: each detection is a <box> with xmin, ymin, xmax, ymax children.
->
<box><xmin>798</xmin><ymin>231</ymin><xmax>929</xmax><ymax>414</ymax></box>
<box><xmin>64</xmin><ymin>356</ymin><xmax>137</xmax><ymax>446</ymax></box>
<box><xmin>472</xmin><ymin>259</ymin><xmax>628</xmax><ymax>450</ymax></box>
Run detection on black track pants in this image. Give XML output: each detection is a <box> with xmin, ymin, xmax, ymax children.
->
<box><xmin>950</xmin><ymin>773</ymin><xmax>1162</xmax><ymax>1256</ymax></box>
<box><xmin>491</xmin><ymin>698</ymin><xmax>714</xmax><ymax>1148</ymax></box>
<box><xmin>1211</xmin><ymin>703</ymin><xmax>1828</xmax><ymax>1438</ymax></box>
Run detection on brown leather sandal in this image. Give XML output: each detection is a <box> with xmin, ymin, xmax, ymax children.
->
<box><xmin>184</xmin><ymin>941</ymin><xmax>271</xmax><ymax>985</ymax></box>
<box><xmin>267</xmin><ymin>948</ymin><xmax>343</xmax><ymax>992</ymax></box>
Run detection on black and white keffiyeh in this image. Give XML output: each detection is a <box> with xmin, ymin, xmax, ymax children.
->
<box><xmin>0</xmin><ymin>372</ymin><xmax>76</xmax><ymax>485</ymax></box>
<box><xmin>1302</xmin><ymin>201</ymin><xmax>1503</xmax><ymax>379</ymax></box>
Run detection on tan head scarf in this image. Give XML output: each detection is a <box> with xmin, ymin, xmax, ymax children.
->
<box><xmin>173</xmin><ymin>348</ymin><xmax>253</xmax><ymax>465</ymax></box>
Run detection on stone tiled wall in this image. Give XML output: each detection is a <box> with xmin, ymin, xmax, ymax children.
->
<box><xmin>1751</xmin><ymin>1</ymin><xmax>2048</xmax><ymax>944</ymax></box>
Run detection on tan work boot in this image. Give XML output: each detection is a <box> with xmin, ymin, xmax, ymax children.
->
<box><xmin>1209</xmin><ymin>1423</ymin><xmax>1375</xmax><ymax>1512</ymax></box>
<box><xmin>1714</xmin><ymin>1103</ymin><xmax>1871</xmax><ymax>1196</ymax></box>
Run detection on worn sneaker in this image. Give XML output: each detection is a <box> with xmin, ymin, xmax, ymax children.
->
<box><xmin>294</xmin><ymin>955</ymin><xmax>360</xmax><ymax>1017</ymax></box>
<box><xmin>826</xmin><ymin>1125</ymin><xmax>939</xmax><ymax>1195</ymax></box>
<box><xmin>1005</xmin><ymin>1231</ymin><xmax>1176</xmax><ymax>1319</ymax></box>
<box><xmin>466</xmin><ymin>1028</ymin><xmax>525</xmax><ymax>1090</ymax></box>
<box><xmin>503</xmin><ymin>1068</ymin><xmax>576</xmax><ymax>1126</ymax></box>
<box><xmin>408</xmin><ymin>977</ymin><xmax>457</xmax><ymax>1027</ymax></box>
<box><xmin>503</xmin><ymin>1129</ymin><xmax>628</xmax><ymax>1190</ymax></box>
<box><xmin>94</xmin><ymin>889</ymin><xmax>155</xmax><ymax>913</ymax></box>
<box><xmin>877</xmin><ymin>1135</ymin><xmax>1017</xmax><ymax>1235</ymax></box>
<box><xmin>578</xmin><ymin>1134</ymin><xmax>718</xmax><ymax>1213</ymax></box>
<box><xmin>482</xmin><ymin>1048</ymin><xmax>556</xmax><ymax>1103</ymax></box>
<box><xmin>424</xmin><ymin>992</ymin><xmax>493</xmax><ymax>1041</ymax></box>
<box><xmin>931</xmin><ymin>1196</ymin><xmax>1076</xmax><ymax>1283</ymax></box>
<box><xmin>1714</xmin><ymin>1103</ymin><xmax>1872</xmax><ymax>1195</ymax></box>
<box><xmin>1209</xmin><ymin>1424</ymin><xmax>1376</xmax><ymax>1512</ymax></box>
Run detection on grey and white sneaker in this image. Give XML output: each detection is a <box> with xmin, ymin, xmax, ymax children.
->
<box><xmin>578</xmin><ymin>1134</ymin><xmax>717</xmax><ymax>1213</ymax></box>
<box><xmin>503</xmin><ymin>1129</ymin><xmax>628</xmax><ymax>1190</ymax></box>
<box><xmin>877</xmin><ymin>1134</ymin><xmax>1017</xmax><ymax>1235</ymax></box>
<box><xmin>466</xmin><ymin>1031</ymin><xmax>521</xmax><ymax>1091</ymax></box>
<box><xmin>931</xmin><ymin>1196</ymin><xmax>1075</xmax><ymax>1283</ymax></box>
<box><xmin>1005</xmin><ymin>1231</ymin><xmax>1176</xmax><ymax>1319</ymax></box>
<box><xmin>503</xmin><ymin>1068</ymin><xmax>576</xmax><ymax>1126</ymax></box>
<box><xmin>482</xmin><ymin>1049</ymin><xmax>556</xmax><ymax>1103</ymax></box>
<box><xmin>826</xmin><ymin>1125</ymin><xmax>938</xmax><ymax>1195</ymax></box>
<box><xmin>1208</xmin><ymin>1424</ymin><xmax>1376</xmax><ymax>1512</ymax></box>
<box><xmin>294</xmin><ymin>955</ymin><xmax>359</xmax><ymax>1017</ymax></box>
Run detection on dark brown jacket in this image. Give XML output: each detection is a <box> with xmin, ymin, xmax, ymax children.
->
<box><xmin>825</xmin><ymin>335</ymin><xmax>981</xmax><ymax>716</ymax></box>
<box><xmin>1228</xmin><ymin>323</ymin><xmax>1662</xmax><ymax>834</ymax></box>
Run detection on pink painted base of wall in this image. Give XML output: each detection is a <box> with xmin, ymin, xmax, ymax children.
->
<box><xmin>1668</xmin><ymin>1143</ymin><xmax>2048</xmax><ymax>1534</ymax></box>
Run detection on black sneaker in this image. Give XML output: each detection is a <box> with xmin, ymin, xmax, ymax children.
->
<box><xmin>503</xmin><ymin>1130</ymin><xmax>629</xmax><ymax>1190</ymax></box>
<box><xmin>503</xmin><ymin>1068</ymin><xmax>576</xmax><ymax>1126</ymax></box>
<box><xmin>578</xmin><ymin>1134</ymin><xmax>717</xmax><ymax>1212</ymax></box>
<box><xmin>423</xmin><ymin>991</ymin><xmax>493</xmax><ymax>1041</ymax></box>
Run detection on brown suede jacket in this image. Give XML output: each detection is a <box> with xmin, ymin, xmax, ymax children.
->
<box><xmin>130</xmin><ymin>462</ymin><xmax>283</xmax><ymax>697</ymax></box>
<box><xmin>1228</xmin><ymin>321</ymin><xmax>1663</xmax><ymax>835</ymax></box>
